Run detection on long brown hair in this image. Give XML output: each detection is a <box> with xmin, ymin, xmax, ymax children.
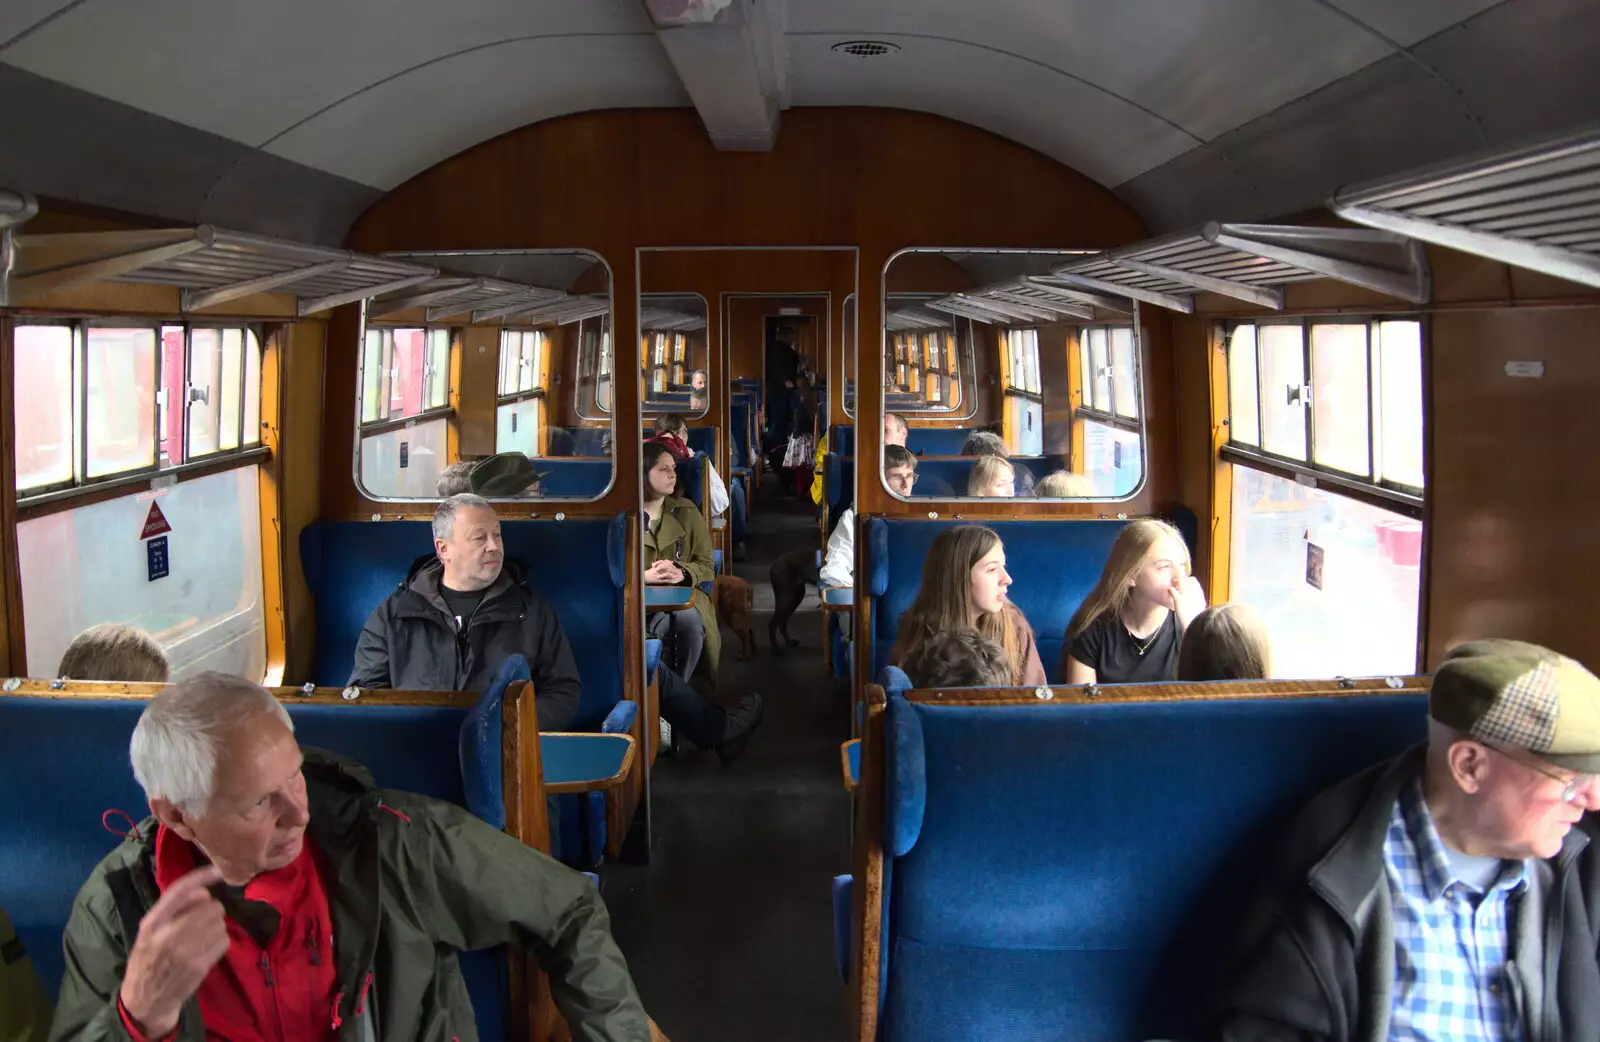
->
<box><xmin>892</xmin><ymin>525</ymin><xmax>1030</xmax><ymax>684</ymax></box>
<box><xmin>1177</xmin><ymin>603</ymin><xmax>1272</xmax><ymax>681</ymax></box>
<box><xmin>1067</xmin><ymin>519</ymin><xmax>1190</xmax><ymax>640</ymax></box>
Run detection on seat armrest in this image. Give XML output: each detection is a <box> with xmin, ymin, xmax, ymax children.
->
<box><xmin>644</xmin><ymin>638</ymin><xmax>662</xmax><ymax>683</ymax></box>
<box><xmin>539</xmin><ymin>733</ymin><xmax>637</xmax><ymax>794</ymax></box>
<box><xmin>645</xmin><ymin>586</ymin><xmax>695</xmax><ymax>609</ymax></box>
<box><xmin>821</xmin><ymin>587</ymin><xmax>855</xmax><ymax>608</ymax></box>
<box><xmin>841</xmin><ymin>739</ymin><xmax>860</xmax><ymax>793</ymax></box>
<box><xmin>602</xmin><ymin>700</ymin><xmax>638</xmax><ymax>735</ymax></box>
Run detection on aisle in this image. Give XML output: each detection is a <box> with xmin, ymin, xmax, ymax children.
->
<box><xmin>603</xmin><ymin>478</ymin><xmax>852</xmax><ymax>1041</ymax></box>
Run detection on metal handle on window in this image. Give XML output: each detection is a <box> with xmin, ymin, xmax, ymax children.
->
<box><xmin>1286</xmin><ymin>384</ymin><xmax>1309</xmax><ymax>407</ymax></box>
<box><xmin>187</xmin><ymin>386</ymin><xmax>209</xmax><ymax>405</ymax></box>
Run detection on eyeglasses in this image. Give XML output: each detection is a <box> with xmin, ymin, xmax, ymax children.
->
<box><xmin>1482</xmin><ymin>743</ymin><xmax>1596</xmax><ymax>804</ymax></box>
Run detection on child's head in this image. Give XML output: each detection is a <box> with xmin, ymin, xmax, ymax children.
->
<box><xmin>1035</xmin><ymin>470</ymin><xmax>1096</xmax><ymax>498</ymax></box>
<box><xmin>902</xmin><ymin>630</ymin><xmax>1012</xmax><ymax>688</ymax></box>
<box><xmin>1177</xmin><ymin>603</ymin><xmax>1273</xmax><ymax>682</ymax></box>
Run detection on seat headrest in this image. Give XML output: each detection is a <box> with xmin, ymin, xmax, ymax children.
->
<box><xmin>886</xmin><ymin>695</ymin><xmax>926</xmax><ymax>857</ymax></box>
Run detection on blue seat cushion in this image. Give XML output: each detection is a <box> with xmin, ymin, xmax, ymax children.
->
<box><xmin>880</xmin><ymin>694</ymin><xmax>1427</xmax><ymax>1042</ymax></box>
<box><xmin>536</xmin><ymin>459</ymin><xmax>613</xmax><ymax>499</ymax></box>
<box><xmin>904</xmin><ymin>428</ymin><xmax>974</xmax><ymax>456</ymax></box>
<box><xmin>865</xmin><ymin>518</ymin><xmax>1127</xmax><ymax>682</ymax></box>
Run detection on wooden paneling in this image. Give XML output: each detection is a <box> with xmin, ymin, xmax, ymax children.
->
<box><xmin>279</xmin><ymin>321</ymin><xmax>326</xmax><ymax>685</ymax></box>
<box><xmin>1427</xmin><ymin>305</ymin><xmax>1600</xmax><ymax>668</ymax></box>
<box><xmin>457</xmin><ymin>326</ymin><xmax>501</xmax><ymax>458</ymax></box>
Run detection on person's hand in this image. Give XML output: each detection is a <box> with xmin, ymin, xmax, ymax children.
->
<box><xmin>645</xmin><ymin>560</ymin><xmax>684</xmax><ymax>585</ymax></box>
<box><xmin>119</xmin><ymin>865</ymin><xmax>230</xmax><ymax>1037</ymax></box>
<box><xmin>1168</xmin><ymin>574</ymin><xmax>1208</xmax><ymax>630</ymax></box>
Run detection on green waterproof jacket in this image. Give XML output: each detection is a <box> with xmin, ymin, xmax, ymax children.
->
<box><xmin>49</xmin><ymin>750</ymin><xmax>651</xmax><ymax>1042</ymax></box>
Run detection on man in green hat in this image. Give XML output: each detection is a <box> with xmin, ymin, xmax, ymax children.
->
<box><xmin>1212</xmin><ymin>639</ymin><xmax>1600</xmax><ymax>1042</ymax></box>
<box><xmin>469</xmin><ymin>452</ymin><xmax>551</xmax><ymax>499</ymax></box>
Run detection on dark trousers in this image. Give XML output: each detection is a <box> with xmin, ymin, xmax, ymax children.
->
<box><xmin>658</xmin><ymin>665</ymin><xmax>725</xmax><ymax>749</ymax></box>
<box><xmin>647</xmin><ymin>608</ymin><xmax>705</xmax><ymax>680</ymax></box>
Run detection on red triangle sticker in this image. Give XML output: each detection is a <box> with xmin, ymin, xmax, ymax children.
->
<box><xmin>141</xmin><ymin>502</ymin><xmax>172</xmax><ymax>540</ymax></box>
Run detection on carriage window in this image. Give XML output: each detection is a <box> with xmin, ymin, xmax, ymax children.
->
<box><xmin>885</xmin><ymin>248</ymin><xmax>1145</xmax><ymax>500</ymax></box>
<box><xmin>497</xmin><ymin>329</ymin><xmax>547</xmax><ymax>457</ymax></box>
<box><xmin>14</xmin><ymin>321</ymin><xmax>264</xmax><ymax>498</ymax></box>
<box><xmin>361</xmin><ymin>327</ymin><xmax>451</xmax><ymax>427</ymax></box>
<box><xmin>1225</xmin><ymin>317</ymin><xmax>1423</xmax><ymax>493</ymax></box>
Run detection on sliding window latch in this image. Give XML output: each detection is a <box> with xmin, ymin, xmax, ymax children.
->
<box><xmin>1286</xmin><ymin>384</ymin><xmax>1310</xmax><ymax>407</ymax></box>
<box><xmin>187</xmin><ymin>385</ymin><xmax>209</xmax><ymax>406</ymax></box>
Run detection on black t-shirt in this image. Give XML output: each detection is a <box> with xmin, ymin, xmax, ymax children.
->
<box><xmin>1067</xmin><ymin>611</ymin><xmax>1179</xmax><ymax>685</ymax></box>
<box><xmin>439</xmin><ymin>584</ymin><xmax>488</xmax><ymax>630</ymax></box>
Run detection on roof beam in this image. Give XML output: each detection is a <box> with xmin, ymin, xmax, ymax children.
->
<box><xmin>1048</xmin><ymin>270</ymin><xmax>1195</xmax><ymax>314</ymax></box>
<box><xmin>299</xmin><ymin>272</ymin><xmax>435</xmax><ymax>317</ymax></box>
<box><xmin>182</xmin><ymin>258</ymin><xmax>350</xmax><ymax>312</ymax></box>
<box><xmin>646</xmin><ymin>0</ymin><xmax>787</xmax><ymax>150</ymax></box>
<box><xmin>1203</xmin><ymin>223</ymin><xmax>1431</xmax><ymax>303</ymax></box>
<box><xmin>1022</xmin><ymin>277</ymin><xmax>1134</xmax><ymax>313</ymax></box>
<box><xmin>1109</xmin><ymin>256</ymin><xmax>1284</xmax><ymax>310</ymax></box>
<box><xmin>370</xmin><ymin>279</ymin><xmax>481</xmax><ymax>318</ymax></box>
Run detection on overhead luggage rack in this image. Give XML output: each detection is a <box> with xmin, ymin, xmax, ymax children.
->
<box><xmin>1330</xmin><ymin>125</ymin><xmax>1600</xmax><ymax>289</ymax></box>
<box><xmin>639</xmin><ymin>306</ymin><xmax>706</xmax><ymax>331</ymax></box>
<box><xmin>370</xmin><ymin>277</ymin><xmax>567</xmax><ymax>322</ymax></box>
<box><xmin>0</xmin><ymin>214</ymin><xmax>438</xmax><ymax>316</ymax></box>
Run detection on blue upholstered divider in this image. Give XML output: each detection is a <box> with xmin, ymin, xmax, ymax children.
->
<box><xmin>675</xmin><ymin>453</ymin><xmax>705</xmax><ymax>509</ymax></box>
<box><xmin>904</xmin><ymin>428</ymin><xmax>976</xmax><ymax>456</ymax></box>
<box><xmin>551</xmin><ymin>426</ymin><xmax>610</xmax><ymax>457</ymax></box>
<box><xmin>537</xmin><ymin>459</ymin><xmax>613</xmax><ymax>499</ymax></box>
<box><xmin>301</xmin><ymin>516</ymin><xmax>627</xmax><ymax>732</ymax></box>
<box><xmin>865</xmin><ymin>518</ymin><xmax>1127</xmax><ymax>683</ymax></box>
<box><xmin>833</xmin><ymin>424</ymin><xmax>855</xmax><ymax>457</ymax></box>
<box><xmin>824</xmin><ymin>453</ymin><xmax>854</xmax><ymax>521</ymax></box>
<box><xmin>0</xmin><ymin>695</ymin><xmax>511</xmax><ymax>1041</ymax></box>
<box><xmin>877</xmin><ymin>692</ymin><xmax>1428</xmax><ymax>1041</ymax></box>
<box><xmin>686</xmin><ymin>427</ymin><xmax>716</xmax><ymax>457</ymax></box>
<box><xmin>911</xmin><ymin>457</ymin><xmax>1061</xmax><ymax>497</ymax></box>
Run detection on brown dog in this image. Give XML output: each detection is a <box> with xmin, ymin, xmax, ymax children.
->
<box><xmin>714</xmin><ymin>574</ymin><xmax>757</xmax><ymax>660</ymax></box>
<box><xmin>768</xmin><ymin>546</ymin><xmax>820</xmax><ymax>655</ymax></box>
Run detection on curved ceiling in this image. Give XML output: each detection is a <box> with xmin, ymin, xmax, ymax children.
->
<box><xmin>0</xmin><ymin>0</ymin><xmax>1595</xmax><ymax>243</ymax></box>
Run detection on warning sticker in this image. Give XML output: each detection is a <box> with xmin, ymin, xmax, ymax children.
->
<box><xmin>141</xmin><ymin>502</ymin><xmax>172</xmax><ymax>540</ymax></box>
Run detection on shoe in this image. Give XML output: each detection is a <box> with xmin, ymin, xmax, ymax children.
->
<box><xmin>658</xmin><ymin>718</ymin><xmax>673</xmax><ymax>758</ymax></box>
<box><xmin>715</xmin><ymin>692</ymin><xmax>766</xmax><ymax>765</ymax></box>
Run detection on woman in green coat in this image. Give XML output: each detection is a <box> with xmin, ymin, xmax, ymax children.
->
<box><xmin>642</xmin><ymin>441</ymin><xmax>721</xmax><ymax>686</ymax></box>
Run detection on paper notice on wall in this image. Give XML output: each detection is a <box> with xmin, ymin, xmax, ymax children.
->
<box><xmin>147</xmin><ymin>536</ymin><xmax>170</xmax><ymax>582</ymax></box>
<box><xmin>1306</xmin><ymin>542</ymin><xmax>1325</xmax><ymax>590</ymax></box>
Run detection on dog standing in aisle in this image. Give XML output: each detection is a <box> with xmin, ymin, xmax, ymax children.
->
<box><xmin>768</xmin><ymin>547</ymin><xmax>820</xmax><ymax>655</ymax></box>
<box><xmin>713</xmin><ymin>574</ymin><xmax>757</xmax><ymax>660</ymax></box>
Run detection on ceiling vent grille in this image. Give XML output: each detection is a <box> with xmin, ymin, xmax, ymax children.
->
<box><xmin>831</xmin><ymin>41</ymin><xmax>900</xmax><ymax>57</ymax></box>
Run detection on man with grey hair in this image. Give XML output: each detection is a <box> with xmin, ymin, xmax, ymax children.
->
<box><xmin>51</xmin><ymin>673</ymin><xmax>652</xmax><ymax>1042</ymax></box>
<box><xmin>960</xmin><ymin>429</ymin><xmax>1035</xmax><ymax>495</ymax></box>
<box><xmin>435</xmin><ymin>459</ymin><xmax>475</xmax><ymax>497</ymax></box>
<box><xmin>349</xmin><ymin>494</ymin><xmax>580</xmax><ymax>729</ymax></box>
<box><xmin>1210</xmin><ymin>639</ymin><xmax>1600</xmax><ymax>1041</ymax></box>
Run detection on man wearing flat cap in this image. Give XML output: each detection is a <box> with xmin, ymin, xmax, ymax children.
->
<box><xmin>470</xmin><ymin>451</ymin><xmax>550</xmax><ymax>498</ymax></box>
<box><xmin>1210</xmin><ymin>639</ymin><xmax>1600</xmax><ymax>1042</ymax></box>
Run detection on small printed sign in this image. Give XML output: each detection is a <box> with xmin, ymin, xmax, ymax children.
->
<box><xmin>1505</xmin><ymin>360</ymin><xmax>1545</xmax><ymax>378</ymax></box>
<box><xmin>1306</xmin><ymin>542</ymin><xmax>1325</xmax><ymax>591</ymax></box>
<box><xmin>140</xmin><ymin>502</ymin><xmax>172</xmax><ymax>540</ymax></box>
<box><xmin>147</xmin><ymin>536</ymin><xmax>170</xmax><ymax>582</ymax></box>
<box><xmin>399</xmin><ymin>441</ymin><xmax>410</xmax><ymax>469</ymax></box>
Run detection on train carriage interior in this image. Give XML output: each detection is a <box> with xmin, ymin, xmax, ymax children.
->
<box><xmin>1</xmin><ymin>0</ymin><xmax>1599</xmax><ymax>1039</ymax></box>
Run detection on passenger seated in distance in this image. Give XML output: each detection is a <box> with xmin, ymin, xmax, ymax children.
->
<box><xmin>901</xmin><ymin>630</ymin><xmax>1012</xmax><ymax>688</ymax></box>
<box><xmin>967</xmin><ymin>455</ymin><xmax>1016</xmax><ymax>498</ymax></box>
<box><xmin>1177</xmin><ymin>603</ymin><xmax>1272</xmax><ymax>682</ymax></box>
<box><xmin>349</xmin><ymin>494</ymin><xmax>581</xmax><ymax>730</ymax></box>
<box><xmin>50</xmin><ymin>672</ymin><xmax>655</xmax><ymax>1042</ymax></box>
<box><xmin>58</xmin><ymin>623</ymin><xmax>171</xmax><ymax>682</ymax></box>
<box><xmin>885</xmin><ymin>412</ymin><xmax>958</xmax><ymax>496</ymax></box>
<box><xmin>688</xmin><ymin>369</ymin><xmax>708</xmax><ymax>413</ymax></box>
<box><xmin>820</xmin><ymin>445</ymin><xmax>917</xmax><ymax>589</ymax></box>
<box><xmin>1064</xmin><ymin>519</ymin><xmax>1206</xmax><ymax>686</ymax></box>
<box><xmin>641</xmin><ymin>442</ymin><xmax>720</xmax><ymax>683</ymax></box>
<box><xmin>435</xmin><ymin>459</ymin><xmax>476</xmax><ymax>497</ymax></box>
<box><xmin>650</xmin><ymin>412</ymin><xmax>728</xmax><ymax>518</ymax></box>
<box><xmin>1209</xmin><ymin>640</ymin><xmax>1600</xmax><ymax>1042</ymax></box>
<box><xmin>471</xmin><ymin>452</ymin><xmax>548</xmax><ymax>499</ymax></box>
<box><xmin>891</xmin><ymin>525</ymin><xmax>1047</xmax><ymax>687</ymax></box>
<box><xmin>961</xmin><ymin>430</ymin><xmax>1037</xmax><ymax>495</ymax></box>
<box><xmin>1034</xmin><ymin>470</ymin><xmax>1096</xmax><ymax>498</ymax></box>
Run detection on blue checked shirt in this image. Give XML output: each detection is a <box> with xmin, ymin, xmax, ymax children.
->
<box><xmin>1384</xmin><ymin>778</ymin><xmax>1529</xmax><ymax>1042</ymax></box>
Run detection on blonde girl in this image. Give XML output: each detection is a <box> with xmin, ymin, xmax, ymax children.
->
<box><xmin>892</xmin><ymin>525</ymin><xmax>1047</xmax><ymax>687</ymax></box>
<box><xmin>967</xmin><ymin>456</ymin><xmax>1016</xmax><ymax>498</ymax></box>
<box><xmin>1063</xmin><ymin>519</ymin><xmax>1206</xmax><ymax>685</ymax></box>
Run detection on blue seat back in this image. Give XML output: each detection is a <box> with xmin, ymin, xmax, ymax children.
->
<box><xmin>730</xmin><ymin>399</ymin><xmax>753</xmax><ymax>469</ymax></box>
<box><xmin>537</xmin><ymin>459</ymin><xmax>613</xmax><ymax>499</ymax></box>
<box><xmin>301</xmin><ymin>517</ymin><xmax>626</xmax><ymax>730</ymax></box>
<box><xmin>880</xmin><ymin>692</ymin><xmax>1428</xmax><ymax>1041</ymax></box>
<box><xmin>552</xmin><ymin>426</ymin><xmax>609</xmax><ymax>457</ymax></box>
<box><xmin>685</xmin><ymin>427</ymin><xmax>716</xmax><ymax>458</ymax></box>
<box><xmin>675</xmin><ymin>453</ymin><xmax>705</xmax><ymax>510</ymax></box>
<box><xmin>905</xmin><ymin>428</ymin><xmax>975</xmax><ymax>456</ymax></box>
<box><xmin>833</xmin><ymin>424</ymin><xmax>855</xmax><ymax>457</ymax></box>
<box><xmin>866</xmin><ymin>518</ymin><xmax>1127</xmax><ymax>682</ymax></box>
<box><xmin>0</xmin><ymin>695</ymin><xmax>509</xmax><ymax>1041</ymax></box>
<box><xmin>824</xmin><ymin>453</ymin><xmax>854</xmax><ymax>521</ymax></box>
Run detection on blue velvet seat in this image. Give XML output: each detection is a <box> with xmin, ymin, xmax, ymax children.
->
<box><xmin>871</xmin><ymin>690</ymin><xmax>1429</xmax><ymax>1041</ymax></box>
<box><xmin>864</xmin><ymin>517</ymin><xmax>1128</xmax><ymax>683</ymax></box>
<box><xmin>903</xmin><ymin>428</ymin><xmax>976</xmax><ymax>456</ymax></box>
<box><xmin>685</xmin><ymin>427</ymin><xmax>716</xmax><ymax>457</ymax></box>
<box><xmin>301</xmin><ymin>515</ymin><xmax>636</xmax><ymax>866</ymax></box>
<box><xmin>551</xmin><ymin>426</ymin><xmax>610</xmax><ymax>457</ymax></box>
<box><xmin>536</xmin><ymin>459</ymin><xmax>613</xmax><ymax>498</ymax></box>
<box><xmin>0</xmin><ymin>691</ymin><xmax>516</xmax><ymax>1040</ymax></box>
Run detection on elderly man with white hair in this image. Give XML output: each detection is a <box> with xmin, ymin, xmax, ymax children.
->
<box><xmin>1210</xmin><ymin>639</ymin><xmax>1600</xmax><ymax>1042</ymax></box>
<box><xmin>50</xmin><ymin>673</ymin><xmax>655</xmax><ymax>1042</ymax></box>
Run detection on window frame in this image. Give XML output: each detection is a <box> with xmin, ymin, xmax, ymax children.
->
<box><xmin>360</xmin><ymin>324</ymin><xmax>456</xmax><ymax>432</ymax></box>
<box><xmin>1075</xmin><ymin>323</ymin><xmax>1142</xmax><ymax>436</ymax></box>
<box><xmin>497</xmin><ymin>327</ymin><xmax>548</xmax><ymax>408</ymax></box>
<box><xmin>15</xmin><ymin>318</ymin><xmax>269</xmax><ymax>507</ymax></box>
<box><xmin>1222</xmin><ymin>315</ymin><xmax>1423</xmax><ymax>515</ymax></box>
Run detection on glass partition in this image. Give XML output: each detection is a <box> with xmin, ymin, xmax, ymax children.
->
<box><xmin>882</xmin><ymin>248</ymin><xmax>1145</xmax><ymax>501</ymax></box>
<box><xmin>639</xmin><ymin>293</ymin><xmax>709</xmax><ymax>417</ymax></box>
<box><xmin>357</xmin><ymin>249</ymin><xmax>613</xmax><ymax>502</ymax></box>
